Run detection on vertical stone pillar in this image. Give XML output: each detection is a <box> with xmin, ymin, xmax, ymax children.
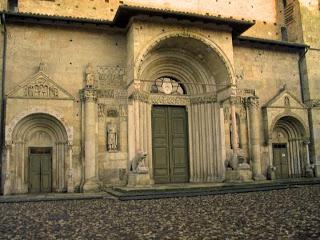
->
<box><xmin>3</xmin><ymin>143</ymin><xmax>12</xmax><ymax>195</ymax></box>
<box><xmin>230</xmin><ymin>97</ymin><xmax>239</xmax><ymax>169</ymax></box>
<box><xmin>67</xmin><ymin>142</ymin><xmax>74</xmax><ymax>193</ymax></box>
<box><xmin>81</xmin><ymin>87</ymin><xmax>100</xmax><ymax>192</ymax></box>
<box><xmin>248</xmin><ymin>97</ymin><xmax>265</xmax><ymax>180</ymax></box>
<box><xmin>304</xmin><ymin>140</ymin><xmax>314</xmax><ymax>177</ymax></box>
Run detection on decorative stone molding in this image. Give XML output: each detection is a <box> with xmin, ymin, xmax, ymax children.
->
<box><xmin>80</xmin><ymin>88</ymin><xmax>98</xmax><ymax>102</ymax></box>
<box><xmin>97</xmin><ymin>89</ymin><xmax>128</xmax><ymax>99</ymax></box>
<box><xmin>97</xmin><ymin>66</ymin><xmax>126</xmax><ymax>89</ymax></box>
<box><xmin>236</xmin><ymin>88</ymin><xmax>256</xmax><ymax>97</ymax></box>
<box><xmin>6</xmin><ymin>107</ymin><xmax>73</xmax><ymax>145</ymax></box>
<box><xmin>131</xmin><ymin>90</ymin><xmax>150</xmax><ymax>103</ymax></box>
<box><xmin>308</xmin><ymin>99</ymin><xmax>320</xmax><ymax>108</ymax></box>
<box><xmin>151</xmin><ymin>94</ymin><xmax>190</xmax><ymax>105</ymax></box>
<box><xmin>190</xmin><ymin>95</ymin><xmax>217</xmax><ymax>104</ymax></box>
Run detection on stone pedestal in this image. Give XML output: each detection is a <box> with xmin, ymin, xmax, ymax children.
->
<box><xmin>224</xmin><ymin>163</ymin><xmax>253</xmax><ymax>183</ymax></box>
<box><xmin>314</xmin><ymin>164</ymin><xmax>320</xmax><ymax>177</ymax></box>
<box><xmin>127</xmin><ymin>173</ymin><xmax>151</xmax><ymax>187</ymax></box>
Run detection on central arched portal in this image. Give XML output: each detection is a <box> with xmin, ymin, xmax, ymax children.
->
<box><xmin>131</xmin><ymin>34</ymin><xmax>232</xmax><ymax>184</ymax></box>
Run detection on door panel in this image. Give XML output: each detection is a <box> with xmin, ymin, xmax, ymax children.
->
<box><xmin>273</xmin><ymin>144</ymin><xmax>289</xmax><ymax>179</ymax></box>
<box><xmin>29</xmin><ymin>155</ymin><xmax>41</xmax><ymax>193</ymax></box>
<box><xmin>29</xmin><ymin>148</ymin><xmax>52</xmax><ymax>193</ymax></box>
<box><xmin>152</xmin><ymin>106</ymin><xmax>189</xmax><ymax>183</ymax></box>
<box><xmin>41</xmin><ymin>154</ymin><xmax>52</xmax><ymax>193</ymax></box>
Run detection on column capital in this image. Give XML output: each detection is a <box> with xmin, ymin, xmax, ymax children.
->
<box><xmin>229</xmin><ymin>96</ymin><xmax>238</xmax><ymax>105</ymax></box>
<box><xmin>246</xmin><ymin>96</ymin><xmax>260</xmax><ymax>109</ymax></box>
<box><xmin>80</xmin><ymin>87</ymin><xmax>98</xmax><ymax>102</ymax></box>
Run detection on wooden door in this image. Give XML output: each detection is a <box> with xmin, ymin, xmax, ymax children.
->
<box><xmin>29</xmin><ymin>148</ymin><xmax>52</xmax><ymax>193</ymax></box>
<box><xmin>273</xmin><ymin>144</ymin><xmax>289</xmax><ymax>179</ymax></box>
<box><xmin>152</xmin><ymin>106</ymin><xmax>189</xmax><ymax>184</ymax></box>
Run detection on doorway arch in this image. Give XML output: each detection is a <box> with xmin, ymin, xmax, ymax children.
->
<box><xmin>272</xmin><ymin>116</ymin><xmax>308</xmax><ymax>178</ymax></box>
<box><xmin>4</xmin><ymin>113</ymin><xmax>70</xmax><ymax>194</ymax></box>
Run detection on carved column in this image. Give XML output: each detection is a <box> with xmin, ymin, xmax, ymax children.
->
<box><xmin>248</xmin><ymin>97</ymin><xmax>265</xmax><ymax>180</ymax></box>
<box><xmin>230</xmin><ymin>96</ymin><xmax>239</xmax><ymax>169</ymax></box>
<box><xmin>3</xmin><ymin>143</ymin><xmax>12</xmax><ymax>195</ymax></box>
<box><xmin>81</xmin><ymin>88</ymin><xmax>100</xmax><ymax>192</ymax></box>
<box><xmin>67</xmin><ymin>142</ymin><xmax>74</xmax><ymax>193</ymax></box>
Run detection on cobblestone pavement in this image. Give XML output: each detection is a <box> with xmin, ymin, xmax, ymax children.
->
<box><xmin>0</xmin><ymin>185</ymin><xmax>319</xmax><ymax>240</ymax></box>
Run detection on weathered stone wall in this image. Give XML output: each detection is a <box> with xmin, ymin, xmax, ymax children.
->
<box><xmin>1</xmin><ymin>0</ymin><xmax>286</xmax><ymax>40</ymax></box>
<box><xmin>4</xmin><ymin>23</ymin><xmax>127</xmax><ymax>187</ymax></box>
<box><xmin>298</xmin><ymin>0</ymin><xmax>320</xmax><ymax>174</ymax></box>
<box><xmin>234</xmin><ymin>44</ymin><xmax>303</xmax><ymax>174</ymax></box>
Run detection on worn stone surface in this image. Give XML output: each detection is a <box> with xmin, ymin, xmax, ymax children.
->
<box><xmin>0</xmin><ymin>186</ymin><xmax>319</xmax><ymax>239</ymax></box>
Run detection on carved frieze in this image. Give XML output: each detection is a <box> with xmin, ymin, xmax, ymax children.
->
<box><xmin>80</xmin><ymin>88</ymin><xmax>98</xmax><ymax>102</ymax></box>
<box><xmin>98</xmin><ymin>89</ymin><xmax>128</xmax><ymax>100</ymax></box>
<box><xmin>97</xmin><ymin>66</ymin><xmax>126</xmax><ymax>89</ymax></box>
<box><xmin>151</xmin><ymin>94</ymin><xmax>190</xmax><ymax>105</ymax></box>
<box><xmin>190</xmin><ymin>95</ymin><xmax>217</xmax><ymax>104</ymax></box>
<box><xmin>131</xmin><ymin>91</ymin><xmax>150</xmax><ymax>103</ymax></box>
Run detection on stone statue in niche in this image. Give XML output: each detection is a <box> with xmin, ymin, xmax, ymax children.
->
<box><xmin>85</xmin><ymin>63</ymin><xmax>95</xmax><ymax>88</ymax></box>
<box><xmin>107</xmin><ymin>123</ymin><xmax>118</xmax><ymax>152</ymax></box>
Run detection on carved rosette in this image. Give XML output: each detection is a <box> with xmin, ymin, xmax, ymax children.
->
<box><xmin>80</xmin><ymin>88</ymin><xmax>98</xmax><ymax>102</ymax></box>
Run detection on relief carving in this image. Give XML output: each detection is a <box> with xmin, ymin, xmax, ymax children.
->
<box><xmin>23</xmin><ymin>80</ymin><xmax>59</xmax><ymax>98</ymax></box>
<box><xmin>190</xmin><ymin>95</ymin><xmax>217</xmax><ymax>104</ymax></box>
<box><xmin>151</xmin><ymin>94</ymin><xmax>189</xmax><ymax>105</ymax></box>
<box><xmin>97</xmin><ymin>66</ymin><xmax>126</xmax><ymax>89</ymax></box>
<box><xmin>107</xmin><ymin>122</ymin><xmax>118</xmax><ymax>152</ymax></box>
<box><xmin>7</xmin><ymin>62</ymin><xmax>74</xmax><ymax>100</ymax></box>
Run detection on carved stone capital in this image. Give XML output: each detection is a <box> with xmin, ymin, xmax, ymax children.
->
<box><xmin>80</xmin><ymin>88</ymin><xmax>98</xmax><ymax>102</ymax></box>
<box><xmin>229</xmin><ymin>96</ymin><xmax>238</xmax><ymax>105</ymax></box>
<box><xmin>131</xmin><ymin>91</ymin><xmax>150</xmax><ymax>103</ymax></box>
<box><xmin>247</xmin><ymin>96</ymin><xmax>260</xmax><ymax>110</ymax></box>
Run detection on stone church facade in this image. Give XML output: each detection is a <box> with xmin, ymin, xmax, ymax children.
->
<box><xmin>0</xmin><ymin>0</ymin><xmax>319</xmax><ymax>194</ymax></box>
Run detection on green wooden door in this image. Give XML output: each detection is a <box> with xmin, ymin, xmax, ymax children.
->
<box><xmin>152</xmin><ymin>106</ymin><xmax>189</xmax><ymax>183</ymax></box>
<box><xmin>29</xmin><ymin>154</ymin><xmax>41</xmax><ymax>193</ymax></box>
<box><xmin>29</xmin><ymin>148</ymin><xmax>52</xmax><ymax>193</ymax></box>
<box><xmin>273</xmin><ymin>144</ymin><xmax>289</xmax><ymax>179</ymax></box>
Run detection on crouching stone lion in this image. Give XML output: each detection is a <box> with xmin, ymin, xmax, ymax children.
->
<box><xmin>130</xmin><ymin>151</ymin><xmax>148</xmax><ymax>173</ymax></box>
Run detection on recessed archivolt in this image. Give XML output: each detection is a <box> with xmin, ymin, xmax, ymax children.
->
<box><xmin>270</xmin><ymin>113</ymin><xmax>308</xmax><ymax>140</ymax></box>
<box><xmin>140</xmin><ymin>49</ymin><xmax>214</xmax><ymax>94</ymax></box>
<box><xmin>135</xmin><ymin>31</ymin><xmax>235</xmax><ymax>88</ymax></box>
<box><xmin>6</xmin><ymin>108</ymin><xmax>73</xmax><ymax>145</ymax></box>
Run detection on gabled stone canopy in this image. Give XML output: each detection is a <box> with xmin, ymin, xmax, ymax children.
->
<box><xmin>7</xmin><ymin>64</ymin><xmax>74</xmax><ymax>100</ymax></box>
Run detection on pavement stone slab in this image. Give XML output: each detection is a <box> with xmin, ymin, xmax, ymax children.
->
<box><xmin>0</xmin><ymin>185</ymin><xmax>319</xmax><ymax>239</ymax></box>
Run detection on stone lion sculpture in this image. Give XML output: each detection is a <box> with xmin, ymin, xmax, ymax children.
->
<box><xmin>130</xmin><ymin>151</ymin><xmax>148</xmax><ymax>173</ymax></box>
